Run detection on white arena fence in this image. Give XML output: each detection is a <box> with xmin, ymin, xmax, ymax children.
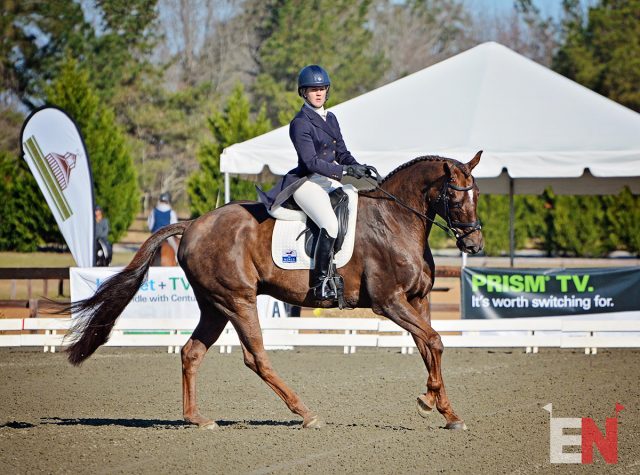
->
<box><xmin>1</xmin><ymin>313</ymin><xmax>640</xmax><ymax>355</ymax></box>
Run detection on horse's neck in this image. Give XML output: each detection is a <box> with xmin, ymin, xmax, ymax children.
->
<box><xmin>359</xmin><ymin>166</ymin><xmax>442</xmax><ymax>246</ymax></box>
<box><xmin>380</xmin><ymin>165</ymin><xmax>442</xmax><ymax>216</ymax></box>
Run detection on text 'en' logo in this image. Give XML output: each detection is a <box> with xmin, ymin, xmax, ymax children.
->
<box><xmin>543</xmin><ymin>402</ymin><xmax>624</xmax><ymax>464</ymax></box>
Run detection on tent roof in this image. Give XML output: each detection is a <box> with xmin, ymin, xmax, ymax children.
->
<box><xmin>221</xmin><ymin>42</ymin><xmax>640</xmax><ymax>194</ymax></box>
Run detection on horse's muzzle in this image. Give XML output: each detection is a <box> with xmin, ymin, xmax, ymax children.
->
<box><xmin>456</xmin><ymin>233</ymin><xmax>484</xmax><ymax>255</ymax></box>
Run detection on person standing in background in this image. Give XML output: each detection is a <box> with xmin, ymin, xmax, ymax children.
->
<box><xmin>148</xmin><ymin>192</ymin><xmax>178</xmax><ymax>265</ymax></box>
<box><xmin>148</xmin><ymin>192</ymin><xmax>178</xmax><ymax>232</ymax></box>
<box><xmin>95</xmin><ymin>205</ymin><xmax>112</xmax><ymax>266</ymax></box>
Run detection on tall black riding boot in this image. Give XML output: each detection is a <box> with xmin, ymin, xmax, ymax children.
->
<box><xmin>312</xmin><ymin>228</ymin><xmax>337</xmax><ymax>300</ymax></box>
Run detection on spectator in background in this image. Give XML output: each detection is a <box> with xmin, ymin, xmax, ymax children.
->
<box><xmin>95</xmin><ymin>205</ymin><xmax>112</xmax><ymax>266</ymax></box>
<box><xmin>148</xmin><ymin>192</ymin><xmax>178</xmax><ymax>265</ymax></box>
<box><xmin>148</xmin><ymin>192</ymin><xmax>178</xmax><ymax>232</ymax></box>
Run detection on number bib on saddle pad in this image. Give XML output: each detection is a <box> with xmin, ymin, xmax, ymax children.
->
<box><xmin>270</xmin><ymin>185</ymin><xmax>359</xmax><ymax>270</ymax></box>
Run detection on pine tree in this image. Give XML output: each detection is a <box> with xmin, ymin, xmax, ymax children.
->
<box><xmin>0</xmin><ymin>150</ymin><xmax>60</xmax><ymax>251</ymax></box>
<box><xmin>249</xmin><ymin>0</ymin><xmax>387</xmax><ymax>124</ymax></box>
<box><xmin>0</xmin><ymin>0</ymin><xmax>93</xmax><ymax>109</ymax></box>
<box><xmin>475</xmin><ymin>194</ymin><xmax>532</xmax><ymax>256</ymax></box>
<box><xmin>550</xmin><ymin>195</ymin><xmax>614</xmax><ymax>257</ymax></box>
<box><xmin>46</xmin><ymin>56</ymin><xmax>139</xmax><ymax>243</ymax></box>
<box><xmin>603</xmin><ymin>187</ymin><xmax>640</xmax><ymax>256</ymax></box>
<box><xmin>2</xmin><ymin>0</ymin><xmax>159</xmax><ymax>110</ymax></box>
<box><xmin>188</xmin><ymin>84</ymin><xmax>272</xmax><ymax>216</ymax></box>
<box><xmin>553</xmin><ymin>0</ymin><xmax>640</xmax><ymax>112</ymax></box>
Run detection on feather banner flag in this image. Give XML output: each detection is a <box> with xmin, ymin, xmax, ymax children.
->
<box><xmin>20</xmin><ymin>106</ymin><xmax>96</xmax><ymax>266</ymax></box>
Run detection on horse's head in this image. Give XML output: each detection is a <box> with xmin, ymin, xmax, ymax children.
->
<box><xmin>431</xmin><ymin>151</ymin><xmax>484</xmax><ymax>254</ymax></box>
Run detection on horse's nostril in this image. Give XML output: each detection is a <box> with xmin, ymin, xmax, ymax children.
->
<box><xmin>465</xmin><ymin>243</ymin><xmax>481</xmax><ymax>255</ymax></box>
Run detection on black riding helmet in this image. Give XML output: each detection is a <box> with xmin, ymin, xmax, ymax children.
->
<box><xmin>298</xmin><ymin>65</ymin><xmax>331</xmax><ymax>103</ymax></box>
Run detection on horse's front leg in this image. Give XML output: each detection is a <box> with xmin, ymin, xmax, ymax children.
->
<box><xmin>230</xmin><ymin>300</ymin><xmax>321</xmax><ymax>428</ymax></box>
<box><xmin>379</xmin><ymin>293</ymin><xmax>465</xmax><ymax>430</ymax></box>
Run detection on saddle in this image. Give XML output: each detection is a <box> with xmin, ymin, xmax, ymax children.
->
<box><xmin>298</xmin><ymin>188</ymin><xmax>349</xmax><ymax>258</ymax></box>
<box><xmin>268</xmin><ymin>184</ymin><xmax>359</xmax><ymax>308</ymax></box>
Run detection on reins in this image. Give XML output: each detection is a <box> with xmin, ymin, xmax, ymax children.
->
<box><xmin>362</xmin><ymin>176</ymin><xmax>453</xmax><ymax>236</ymax></box>
<box><xmin>361</xmin><ymin>166</ymin><xmax>482</xmax><ymax>241</ymax></box>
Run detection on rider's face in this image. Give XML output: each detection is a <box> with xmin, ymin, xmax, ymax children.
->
<box><xmin>304</xmin><ymin>86</ymin><xmax>327</xmax><ymax>108</ymax></box>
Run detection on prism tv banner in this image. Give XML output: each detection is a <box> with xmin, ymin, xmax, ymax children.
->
<box><xmin>461</xmin><ymin>267</ymin><xmax>640</xmax><ymax>319</ymax></box>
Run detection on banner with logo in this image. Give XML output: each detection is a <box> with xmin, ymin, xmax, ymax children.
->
<box><xmin>462</xmin><ymin>267</ymin><xmax>640</xmax><ymax>319</ymax></box>
<box><xmin>21</xmin><ymin>107</ymin><xmax>95</xmax><ymax>266</ymax></box>
<box><xmin>70</xmin><ymin>267</ymin><xmax>288</xmax><ymax>320</ymax></box>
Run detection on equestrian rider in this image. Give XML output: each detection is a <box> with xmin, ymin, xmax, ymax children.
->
<box><xmin>258</xmin><ymin>65</ymin><xmax>370</xmax><ymax>300</ymax></box>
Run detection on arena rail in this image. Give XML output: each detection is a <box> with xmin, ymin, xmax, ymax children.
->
<box><xmin>0</xmin><ymin>265</ymin><xmax>458</xmax><ymax>316</ymax></box>
<box><xmin>0</xmin><ymin>267</ymin><xmax>69</xmax><ymax>299</ymax></box>
<box><xmin>1</xmin><ymin>315</ymin><xmax>639</xmax><ymax>355</ymax></box>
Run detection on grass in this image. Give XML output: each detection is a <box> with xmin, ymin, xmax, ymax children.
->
<box><xmin>0</xmin><ymin>251</ymin><xmax>137</xmax><ymax>300</ymax></box>
<box><xmin>0</xmin><ymin>251</ymin><xmax>136</xmax><ymax>267</ymax></box>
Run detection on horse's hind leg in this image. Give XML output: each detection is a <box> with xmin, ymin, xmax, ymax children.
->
<box><xmin>380</xmin><ymin>294</ymin><xmax>465</xmax><ymax>430</ymax></box>
<box><xmin>411</xmin><ymin>333</ymin><xmax>456</xmax><ymax>422</ymax></box>
<box><xmin>232</xmin><ymin>302</ymin><xmax>321</xmax><ymax>428</ymax></box>
<box><xmin>408</xmin><ymin>297</ymin><xmax>438</xmax><ymax>415</ymax></box>
<box><xmin>182</xmin><ymin>308</ymin><xmax>229</xmax><ymax>429</ymax></box>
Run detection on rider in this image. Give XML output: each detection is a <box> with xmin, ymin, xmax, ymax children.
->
<box><xmin>258</xmin><ymin>65</ymin><xmax>370</xmax><ymax>300</ymax></box>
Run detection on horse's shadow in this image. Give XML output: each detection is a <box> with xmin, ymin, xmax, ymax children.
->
<box><xmin>0</xmin><ymin>421</ymin><xmax>36</xmax><ymax>429</ymax></box>
<box><xmin>40</xmin><ymin>417</ymin><xmax>188</xmax><ymax>429</ymax></box>
<box><xmin>217</xmin><ymin>419</ymin><xmax>300</xmax><ymax>428</ymax></box>
<box><xmin>3</xmin><ymin>418</ymin><xmax>417</xmax><ymax>431</ymax></box>
<box><xmin>33</xmin><ymin>417</ymin><xmax>300</xmax><ymax>429</ymax></box>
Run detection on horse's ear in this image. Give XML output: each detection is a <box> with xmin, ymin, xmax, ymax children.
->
<box><xmin>467</xmin><ymin>150</ymin><xmax>482</xmax><ymax>172</ymax></box>
<box><xmin>443</xmin><ymin>160</ymin><xmax>454</xmax><ymax>178</ymax></box>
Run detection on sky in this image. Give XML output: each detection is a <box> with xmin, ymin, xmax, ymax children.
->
<box><xmin>464</xmin><ymin>0</ymin><xmax>572</xmax><ymax>19</ymax></box>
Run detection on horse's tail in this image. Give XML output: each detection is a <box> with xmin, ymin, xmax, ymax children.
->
<box><xmin>66</xmin><ymin>221</ymin><xmax>193</xmax><ymax>366</ymax></box>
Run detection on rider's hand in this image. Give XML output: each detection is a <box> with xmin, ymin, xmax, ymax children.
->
<box><xmin>363</xmin><ymin>165</ymin><xmax>377</xmax><ymax>178</ymax></box>
<box><xmin>343</xmin><ymin>164</ymin><xmax>369</xmax><ymax>179</ymax></box>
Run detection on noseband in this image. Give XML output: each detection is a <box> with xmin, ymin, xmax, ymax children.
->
<box><xmin>365</xmin><ymin>172</ymin><xmax>482</xmax><ymax>245</ymax></box>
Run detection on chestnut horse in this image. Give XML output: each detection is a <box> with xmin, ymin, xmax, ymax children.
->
<box><xmin>67</xmin><ymin>152</ymin><xmax>484</xmax><ymax>430</ymax></box>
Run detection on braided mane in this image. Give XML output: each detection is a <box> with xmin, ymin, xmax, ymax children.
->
<box><xmin>380</xmin><ymin>155</ymin><xmax>468</xmax><ymax>185</ymax></box>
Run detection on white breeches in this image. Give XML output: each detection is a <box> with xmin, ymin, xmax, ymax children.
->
<box><xmin>293</xmin><ymin>174</ymin><xmax>343</xmax><ymax>238</ymax></box>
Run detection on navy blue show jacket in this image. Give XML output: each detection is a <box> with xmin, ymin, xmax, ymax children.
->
<box><xmin>257</xmin><ymin>105</ymin><xmax>360</xmax><ymax>210</ymax></box>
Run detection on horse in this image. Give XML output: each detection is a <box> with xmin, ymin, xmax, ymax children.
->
<box><xmin>66</xmin><ymin>151</ymin><xmax>484</xmax><ymax>430</ymax></box>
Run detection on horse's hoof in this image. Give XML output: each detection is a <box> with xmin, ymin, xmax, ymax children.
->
<box><xmin>445</xmin><ymin>420</ymin><xmax>467</xmax><ymax>431</ymax></box>
<box><xmin>416</xmin><ymin>395</ymin><xmax>434</xmax><ymax>418</ymax></box>
<box><xmin>303</xmin><ymin>415</ymin><xmax>323</xmax><ymax>429</ymax></box>
<box><xmin>199</xmin><ymin>420</ymin><xmax>219</xmax><ymax>430</ymax></box>
<box><xmin>185</xmin><ymin>415</ymin><xmax>218</xmax><ymax>429</ymax></box>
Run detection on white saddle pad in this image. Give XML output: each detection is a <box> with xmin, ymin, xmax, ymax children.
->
<box><xmin>271</xmin><ymin>185</ymin><xmax>359</xmax><ymax>270</ymax></box>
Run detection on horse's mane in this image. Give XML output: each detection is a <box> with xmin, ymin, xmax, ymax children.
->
<box><xmin>380</xmin><ymin>155</ymin><xmax>469</xmax><ymax>185</ymax></box>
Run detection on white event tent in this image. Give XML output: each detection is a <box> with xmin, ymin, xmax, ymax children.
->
<box><xmin>221</xmin><ymin>41</ymin><xmax>640</xmax><ymax>199</ymax></box>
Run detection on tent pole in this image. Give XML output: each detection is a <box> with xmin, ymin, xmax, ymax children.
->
<box><xmin>224</xmin><ymin>173</ymin><xmax>230</xmax><ymax>204</ymax></box>
<box><xmin>509</xmin><ymin>178</ymin><xmax>515</xmax><ymax>267</ymax></box>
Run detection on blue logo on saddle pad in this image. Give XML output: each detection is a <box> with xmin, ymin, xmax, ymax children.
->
<box><xmin>282</xmin><ymin>249</ymin><xmax>297</xmax><ymax>263</ymax></box>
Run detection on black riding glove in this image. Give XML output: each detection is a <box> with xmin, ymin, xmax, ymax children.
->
<box><xmin>343</xmin><ymin>164</ymin><xmax>369</xmax><ymax>179</ymax></box>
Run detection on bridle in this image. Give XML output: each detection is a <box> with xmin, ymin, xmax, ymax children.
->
<box><xmin>363</xmin><ymin>167</ymin><xmax>482</xmax><ymax>244</ymax></box>
<box><xmin>432</xmin><ymin>178</ymin><xmax>483</xmax><ymax>240</ymax></box>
